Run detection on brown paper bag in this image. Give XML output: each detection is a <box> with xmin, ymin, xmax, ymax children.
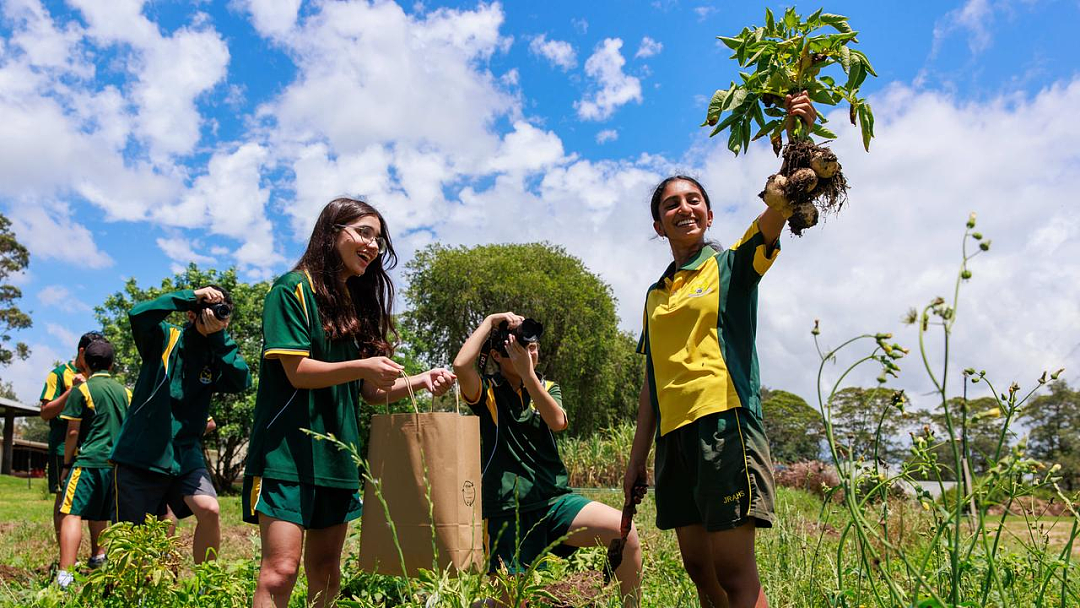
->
<box><xmin>358</xmin><ymin>392</ymin><xmax>484</xmax><ymax>577</ymax></box>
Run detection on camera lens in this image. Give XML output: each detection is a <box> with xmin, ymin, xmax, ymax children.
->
<box><xmin>211</xmin><ymin>303</ymin><xmax>232</xmax><ymax>320</ymax></box>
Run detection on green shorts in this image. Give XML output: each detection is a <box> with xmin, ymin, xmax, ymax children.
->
<box><xmin>242</xmin><ymin>476</ymin><xmax>363</xmax><ymax>530</ymax></box>
<box><xmin>655</xmin><ymin>408</ymin><xmax>775</xmax><ymax>532</ymax></box>
<box><xmin>486</xmin><ymin>493</ymin><xmax>591</xmax><ymax>574</ymax></box>
<box><xmin>47</xmin><ymin>453</ymin><xmax>65</xmax><ymax>494</ymax></box>
<box><xmin>59</xmin><ymin>466</ymin><xmax>114</xmax><ymax>521</ymax></box>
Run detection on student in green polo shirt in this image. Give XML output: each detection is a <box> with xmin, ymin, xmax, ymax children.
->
<box><xmin>110</xmin><ymin>285</ymin><xmax>251</xmax><ymax>565</ymax></box>
<box><xmin>453</xmin><ymin>312</ymin><xmax>642</xmax><ymax>606</ymax></box>
<box><xmin>38</xmin><ymin>331</ymin><xmax>108</xmax><ymax>566</ymax></box>
<box><xmin>245</xmin><ymin>197</ymin><xmax>455</xmax><ymax>608</ymax></box>
<box><xmin>55</xmin><ymin>340</ymin><xmax>129</xmax><ymax>589</ymax></box>
<box><xmin>623</xmin><ymin>90</ymin><xmax>816</xmax><ymax>608</ymax></box>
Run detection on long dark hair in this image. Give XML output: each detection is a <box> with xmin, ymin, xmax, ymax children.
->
<box><xmin>649</xmin><ymin>175</ymin><xmax>723</xmax><ymax>252</ymax></box>
<box><xmin>295</xmin><ymin>198</ymin><xmax>398</xmax><ymax>357</ymax></box>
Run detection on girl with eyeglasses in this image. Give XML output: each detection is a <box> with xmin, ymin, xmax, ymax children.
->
<box><xmin>244</xmin><ymin>197</ymin><xmax>456</xmax><ymax>608</ymax></box>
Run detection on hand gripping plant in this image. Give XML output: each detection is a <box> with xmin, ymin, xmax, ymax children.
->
<box><xmin>703</xmin><ymin>8</ymin><xmax>877</xmax><ymax>235</ymax></box>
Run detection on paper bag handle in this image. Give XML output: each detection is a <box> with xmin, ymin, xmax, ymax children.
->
<box><xmin>383</xmin><ymin>370</ymin><xmax>420</xmax><ymax>415</ymax></box>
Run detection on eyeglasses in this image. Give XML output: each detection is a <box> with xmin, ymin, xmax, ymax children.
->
<box><xmin>335</xmin><ymin>224</ymin><xmax>388</xmax><ymax>255</ymax></box>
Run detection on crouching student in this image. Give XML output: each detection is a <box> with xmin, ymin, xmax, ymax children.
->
<box><xmin>453</xmin><ymin>312</ymin><xmax>642</xmax><ymax>607</ymax></box>
<box><xmin>110</xmin><ymin>285</ymin><xmax>251</xmax><ymax>564</ymax></box>
<box><xmin>56</xmin><ymin>340</ymin><xmax>130</xmax><ymax>588</ymax></box>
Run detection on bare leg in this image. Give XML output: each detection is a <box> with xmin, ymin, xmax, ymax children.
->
<box><xmin>564</xmin><ymin>501</ymin><xmax>642</xmax><ymax>606</ymax></box>
<box><xmin>675</xmin><ymin>525</ymin><xmax>728</xmax><ymax>608</ymax></box>
<box><xmin>183</xmin><ymin>494</ymin><xmax>221</xmax><ymax>563</ymax></box>
<box><xmin>88</xmin><ymin>520</ymin><xmax>107</xmax><ymax>558</ymax></box>
<box><xmin>303</xmin><ymin>523</ymin><xmax>348</xmax><ymax>608</ymax></box>
<box><xmin>708</xmin><ymin>522</ymin><xmax>767</xmax><ymax>608</ymax></box>
<box><xmin>52</xmin><ymin>489</ymin><xmax>64</xmax><ymax>544</ymax></box>
<box><xmin>58</xmin><ymin>514</ymin><xmax>83</xmax><ymax>571</ymax></box>
<box><xmin>252</xmin><ymin>516</ymin><xmax>303</xmax><ymax>608</ymax></box>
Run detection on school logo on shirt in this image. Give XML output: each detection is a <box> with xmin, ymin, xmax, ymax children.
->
<box><xmin>685</xmin><ymin>286</ymin><xmax>714</xmax><ymax>298</ymax></box>
<box><xmin>199</xmin><ymin>367</ymin><xmax>213</xmax><ymax>385</ymax></box>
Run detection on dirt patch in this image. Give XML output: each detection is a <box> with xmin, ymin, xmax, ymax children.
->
<box><xmin>0</xmin><ymin>564</ymin><xmax>33</xmax><ymax>585</ymax></box>
<box><xmin>541</xmin><ymin>571</ymin><xmax>605</xmax><ymax>607</ymax></box>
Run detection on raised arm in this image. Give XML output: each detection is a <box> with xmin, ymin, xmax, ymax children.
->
<box><xmin>207</xmin><ymin>330</ymin><xmax>252</xmax><ymax>394</ymax></box>
<box><xmin>505</xmin><ymin>335</ymin><xmax>567</xmax><ymax>432</ymax></box>
<box><xmin>129</xmin><ymin>289</ymin><xmax>197</xmax><ymax>358</ymax></box>
<box><xmin>452</xmin><ymin>312</ymin><xmax>522</xmax><ymax>403</ymax></box>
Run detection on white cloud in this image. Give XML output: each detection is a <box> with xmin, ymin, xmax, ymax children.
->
<box><xmin>634</xmin><ymin>36</ymin><xmax>662</xmax><ymax>59</ymax></box>
<box><xmin>575</xmin><ymin>38</ymin><xmax>642</xmax><ymax>121</ymax></box>
<box><xmin>931</xmin><ymin>0</ymin><xmax>994</xmax><ymax>57</ymax></box>
<box><xmin>8</xmin><ymin>204</ymin><xmax>114</xmax><ymax>269</ymax></box>
<box><xmin>69</xmin><ymin>0</ymin><xmax>231</xmax><ymax>161</ymax></box>
<box><xmin>37</xmin><ymin>285</ymin><xmax>90</xmax><ymax>312</ymax></box>
<box><xmin>46</xmin><ymin>323</ymin><xmax>79</xmax><ymax>350</ymax></box>
<box><xmin>529</xmin><ymin>34</ymin><xmax>576</xmax><ymax>70</ymax></box>
<box><xmin>571</xmin><ymin>18</ymin><xmax>588</xmax><ymax>34</ymax></box>
<box><xmin>595</xmin><ymin>129</ymin><xmax>618</xmax><ymax>144</ymax></box>
<box><xmin>693</xmin><ymin>6</ymin><xmax>717</xmax><ymax>20</ymax></box>
<box><xmin>1</xmin><ymin>341</ymin><xmax>62</xmax><ymax>404</ymax></box>
<box><xmin>242</xmin><ymin>0</ymin><xmax>302</xmax><ymax>38</ymax></box>
<box><xmin>156</xmin><ymin>237</ymin><xmax>217</xmax><ymax>266</ymax></box>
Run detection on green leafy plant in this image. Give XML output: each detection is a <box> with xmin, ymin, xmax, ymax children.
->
<box><xmin>704</xmin><ymin>8</ymin><xmax>878</xmax><ymax>235</ymax></box>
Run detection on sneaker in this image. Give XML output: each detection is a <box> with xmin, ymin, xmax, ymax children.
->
<box><xmin>88</xmin><ymin>554</ymin><xmax>107</xmax><ymax>569</ymax></box>
<box><xmin>56</xmin><ymin>570</ymin><xmax>74</xmax><ymax>589</ymax></box>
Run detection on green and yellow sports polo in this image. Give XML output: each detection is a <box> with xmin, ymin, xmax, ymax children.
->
<box><xmin>245</xmin><ymin>271</ymin><xmax>364</xmax><ymax>489</ymax></box>
<box><xmin>59</xmin><ymin>372</ymin><xmax>130</xmax><ymax>469</ymax></box>
<box><xmin>40</xmin><ymin>361</ymin><xmax>78</xmax><ymax>456</ymax></box>
<box><xmin>464</xmin><ymin>373</ymin><xmax>571</xmax><ymax>517</ymax></box>
<box><xmin>638</xmin><ymin>220</ymin><xmax>779</xmax><ymax>436</ymax></box>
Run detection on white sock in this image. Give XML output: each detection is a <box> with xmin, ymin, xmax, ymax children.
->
<box><xmin>57</xmin><ymin>570</ymin><xmax>74</xmax><ymax>589</ymax></box>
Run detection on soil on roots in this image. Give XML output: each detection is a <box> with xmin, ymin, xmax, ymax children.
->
<box><xmin>777</xmin><ymin>139</ymin><xmax>849</xmax><ymax>236</ymax></box>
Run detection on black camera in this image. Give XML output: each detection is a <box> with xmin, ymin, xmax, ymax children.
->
<box><xmin>489</xmin><ymin>318</ymin><xmax>543</xmax><ymax>356</ymax></box>
<box><xmin>194</xmin><ymin>300</ymin><xmax>232</xmax><ymax>321</ymax></box>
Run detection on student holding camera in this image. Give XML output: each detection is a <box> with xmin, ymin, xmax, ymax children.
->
<box><xmin>110</xmin><ymin>285</ymin><xmax>251</xmax><ymax>564</ymax></box>
<box><xmin>55</xmin><ymin>339</ymin><xmax>129</xmax><ymax>589</ymax></box>
<box><xmin>454</xmin><ymin>312</ymin><xmax>641</xmax><ymax>606</ymax></box>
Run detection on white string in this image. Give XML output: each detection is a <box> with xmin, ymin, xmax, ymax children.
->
<box><xmin>266</xmin><ymin>389</ymin><xmax>300</xmax><ymax>429</ymax></box>
<box><xmin>127</xmin><ymin>370</ymin><xmax>171</xmax><ymax>419</ymax></box>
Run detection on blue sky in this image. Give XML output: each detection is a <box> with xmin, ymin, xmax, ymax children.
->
<box><xmin>1</xmin><ymin>0</ymin><xmax>1078</xmax><ymax>408</ymax></box>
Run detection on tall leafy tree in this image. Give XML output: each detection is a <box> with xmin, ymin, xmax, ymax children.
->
<box><xmin>94</xmin><ymin>265</ymin><xmax>268</xmax><ymax>490</ymax></box>
<box><xmin>828</xmin><ymin>386</ymin><xmax>906</xmax><ymax>463</ymax></box>
<box><xmin>760</xmin><ymin>387</ymin><xmax>824</xmax><ymax>463</ymax></box>
<box><xmin>0</xmin><ymin>214</ymin><xmax>31</xmax><ymax>371</ymax></box>
<box><xmin>402</xmin><ymin>242</ymin><xmax>643</xmax><ymax>437</ymax></box>
<box><xmin>1024</xmin><ymin>380</ymin><xmax>1080</xmax><ymax>490</ymax></box>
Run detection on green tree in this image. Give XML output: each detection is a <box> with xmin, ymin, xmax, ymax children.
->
<box><xmin>1024</xmin><ymin>380</ymin><xmax>1080</xmax><ymax>490</ymax></box>
<box><xmin>402</xmin><ymin>242</ymin><xmax>643</xmax><ymax>437</ymax></box>
<box><xmin>760</xmin><ymin>387</ymin><xmax>823</xmax><ymax>463</ymax></box>
<box><xmin>94</xmin><ymin>265</ymin><xmax>269</xmax><ymax>491</ymax></box>
<box><xmin>0</xmin><ymin>213</ymin><xmax>31</xmax><ymax>371</ymax></box>
<box><xmin>828</xmin><ymin>386</ymin><xmax>906</xmax><ymax>463</ymax></box>
<box><xmin>923</xmin><ymin>396</ymin><xmax>1015</xmax><ymax>481</ymax></box>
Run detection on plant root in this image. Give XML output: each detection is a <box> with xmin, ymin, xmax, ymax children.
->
<box><xmin>773</xmin><ymin>139</ymin><xmax>849</xmax><ymax>236</ymax></box>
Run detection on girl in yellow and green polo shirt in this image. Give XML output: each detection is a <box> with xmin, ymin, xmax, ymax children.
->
<box><xmin>244</xmin><ymin>198</ymin><xmax>456</xmax><ymax>608</ymax></box>
<box><xmin>624</xmin><ymin>92</ymin><xmax>817</xmax><ymax>608</ymax></box>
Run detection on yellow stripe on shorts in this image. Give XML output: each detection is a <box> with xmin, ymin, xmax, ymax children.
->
<box><xmin>61</xmin><ymin>467</ymin><xmax>82</xmax><ymax>515</ymax></box>
<box><xmin>250</xmin><ymin>476</ymin><xmax>262</xmax><ymax>517</ymax></box>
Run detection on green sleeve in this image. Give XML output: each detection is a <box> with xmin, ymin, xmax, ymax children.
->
<box><xmin>546</xmin><ymin>381</ymin><xmax>563</xmax><ymax>407</ymax></box>
<box><xmin>207</xmin><ymin>330</ymin><xmax>252</xmax><ymax>393</ymax></box>
<box><xmin>727</xmin><ymin>220</ymin><xmax>780</xmax><ymax>289</ymax></box>
<box><xmin>464</xmin><ymin>376</ymin><xmax>491</xmax><ymax>417</ymax></box>
<box><xmin>262</xmin><ymin>282</ymin><xmax>312</xmax><ymax>359</ymax></box>
<box><xmin>60</xmin><ymin>386</ymin><xmax>85</xmax><ymax>421</ymax></box>
<box><xmin>39</xmin><ymin>369</ymin><xmax>62</xmax><ymax>402</ymax></box>
<box><xmin>129</xmin><ymin>290</ymin><xmax>197</xmax><ymax>359</ymax></box>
